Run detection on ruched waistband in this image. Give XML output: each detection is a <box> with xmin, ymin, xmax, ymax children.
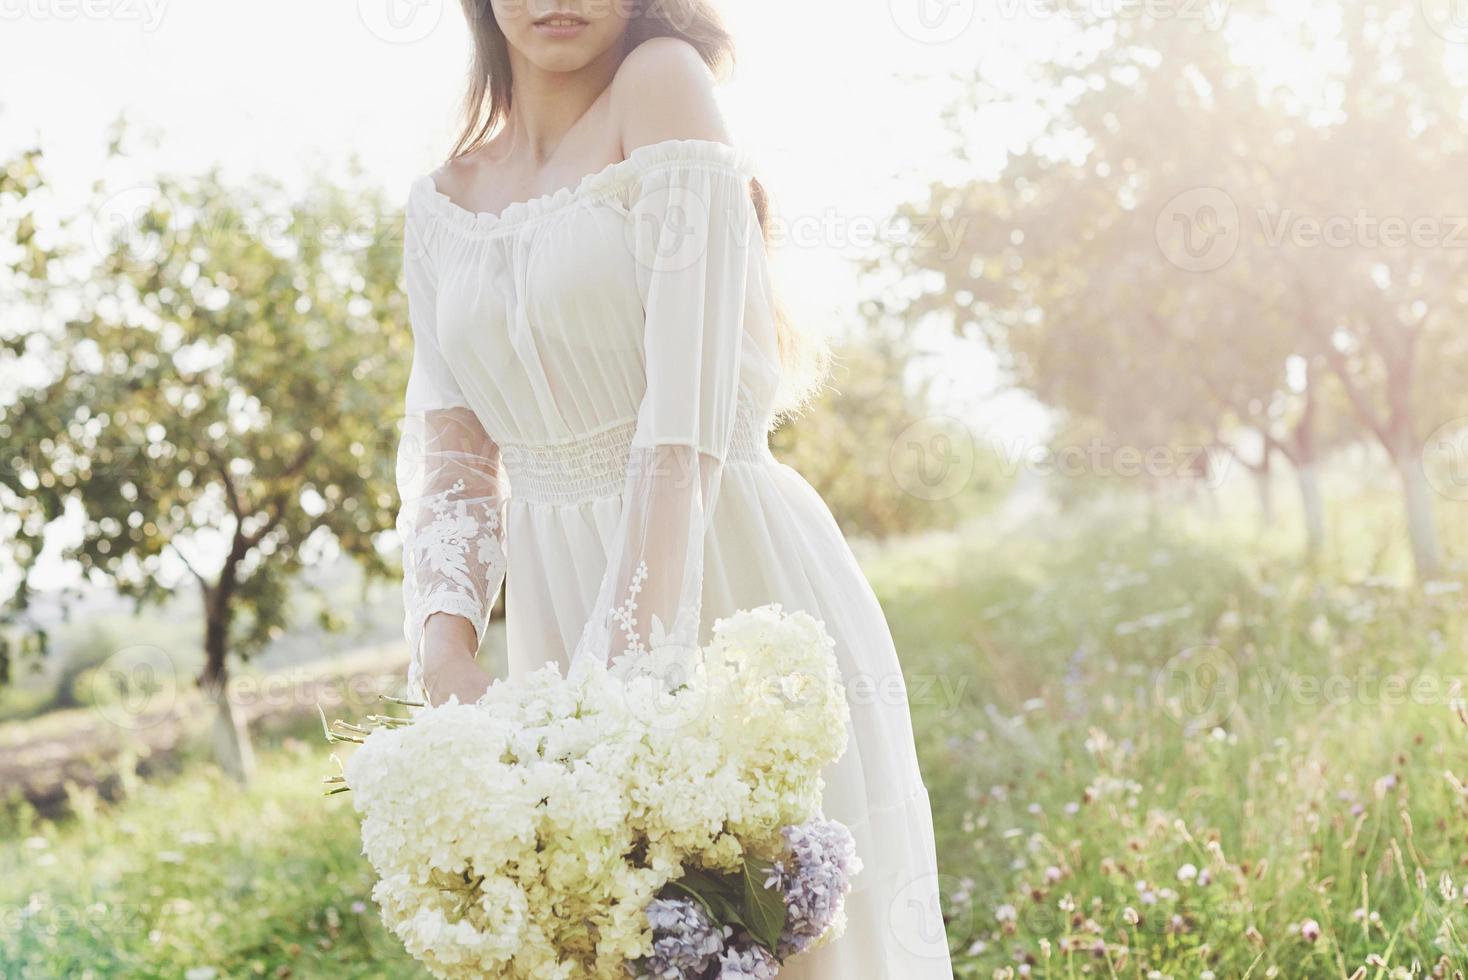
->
<box><xmin>500</xmin><ymin>409</ymin><xmax>775</xmax><ymax>505</ymax></box>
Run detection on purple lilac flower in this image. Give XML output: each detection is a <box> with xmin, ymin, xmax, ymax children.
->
<box><xmin>632</xmin><ymin>897</ymin><xmax>729</xmax><ymax>979</ymax></box>
<box><xmin>717</xmin><ymin>941</ymin><xmax>780</xmax><ymax>979</ymax></box>
<box><xmin>767</xmin><ymin>819</ymin><xmax>862</xmax><ymax>957</ymax></box>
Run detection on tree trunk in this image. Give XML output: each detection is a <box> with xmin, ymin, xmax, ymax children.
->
<box><xmin>201</xmin><ymin>585</ymin><xmax>254</xmax><ymax>784</ymax></box>
<box><xmin>1395</xmin><ymin>453</ymin><xmax>1442</xmax><ymax>581</ymax></box>
<box><xmin>1256</xmin><ymin>472</ymin><xmax>1275</xmax><ymax>530</ymax></box>
<box><xmin>1294</xmin><ymin>462</ymin><xmax>1325</xmax><ymax>563</ymax></box>
<box><xmin>1287</xmin><ymin>369</ymin><xmax>1322</xmax><ymax>563</ymax></box>
<box><xmin>202</xmin><ymin>670</ymin><xmax>255</xmax><ymax>784</ymax></box>
<box><xmin>1253</xmin><ymin>450</ymin><xmax>1275</xmax><ymax>532</ymax></box>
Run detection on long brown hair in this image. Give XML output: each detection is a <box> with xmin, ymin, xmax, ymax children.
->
<box><xmin>450</xmin><ymin>0</ymin><xmax>826</xmax><ymax>418</ymax></box>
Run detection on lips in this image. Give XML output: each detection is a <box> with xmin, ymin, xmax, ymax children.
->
<box><xmin>533</xmin><ymin>12</ymin><xmax>588</xmax><ymax>27</ymax></box>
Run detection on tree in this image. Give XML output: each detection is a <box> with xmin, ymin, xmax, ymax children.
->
<box><xmin>1</xmin><ymin>144</ymin><xmax>67</xmax><ymax>681</ymax></box>
<box><xmin>875</xmin><ymin>2</ymin><xmax>1468</xmax><ymax>577</ymax></box>
<box><xmin>770</xmin><ymin>318</ymin><xmax>1006</xmax><ymax>538</ymax></box>
<box><xmin>1</xmin><ymin>149</ymin><xmax>412</xmax><ymax>778</ymax></box>
<box><xmin>1281</xmin><ymin>2</ymin><xmax>1468</xmax><ymax>579</ymax></box>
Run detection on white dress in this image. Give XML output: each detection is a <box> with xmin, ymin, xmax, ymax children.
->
<box><xmin>394</xmin><ymin>137</ymin><xmax>954</xmax><ymax>979</ymax></box>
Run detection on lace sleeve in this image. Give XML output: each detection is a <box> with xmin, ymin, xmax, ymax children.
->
<box><xmin>571</xmin><ymin>146</ymin><xmax>772</xmax><ymax>670</ymax></box>
<box><xmin>397</xmin><ymin>192</ymin><xmax>507</xmax><ymax>702</ymax></box>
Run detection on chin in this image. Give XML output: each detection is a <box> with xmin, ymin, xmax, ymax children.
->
<box><xmin>522</xmin><ymin>43</ymin><xmax>603</xmax><ymax>73</ymax></box>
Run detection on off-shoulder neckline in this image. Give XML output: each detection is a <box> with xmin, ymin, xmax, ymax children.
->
<box><xmin>410</xmin><ymin>137</ymin><xmax>760</xmax><ymax>236</ymax></box>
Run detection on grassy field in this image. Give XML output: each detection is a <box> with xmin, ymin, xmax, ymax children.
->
<box><xmin>872</xmin><ymin>509</ymin><xmax>1468</xmax><ymax>979</ymax></box>
<box><xmin>5</xmin><ymin>505</ymin><xmax>1468</xmax><ymax>978</ymax></box>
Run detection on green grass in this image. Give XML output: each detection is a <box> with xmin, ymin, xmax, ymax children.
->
<box><xmin>6</xmin><ymin>504</ymin><xmax>1468</xmax><ymax>978</ymax></box>
<box><xmin>1</xmin><ymin>725</ymin><xmax>426</xmax><ymax>979</ymax></box>
<box><xmin>868</xmin><ymin>507</ymin><xmax>1468</xmax><ymax>978</ymax></box>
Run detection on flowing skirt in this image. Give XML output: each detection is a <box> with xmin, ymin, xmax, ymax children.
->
<box><xmin>501</xmin><ymin>456</ymin><xmax>956</xmax><ymax>978</ymax></box>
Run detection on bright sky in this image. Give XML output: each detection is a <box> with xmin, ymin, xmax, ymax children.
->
<box><xmin>0</xmin><ymin>0</ymin><xmax>1052</xmax><ymax>435</ymax></box>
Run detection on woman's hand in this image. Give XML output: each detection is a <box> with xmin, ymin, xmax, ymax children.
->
<box><xmin>421</xmin><ymin>613</ymin><xmax>494</xmax><ymax>707</ymax></box>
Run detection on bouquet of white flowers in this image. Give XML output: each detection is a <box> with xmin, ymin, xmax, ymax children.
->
<box><xmin>324</xmin><ymin>605</ymin><xmax>860</xmax><ymax>979</ymax></box>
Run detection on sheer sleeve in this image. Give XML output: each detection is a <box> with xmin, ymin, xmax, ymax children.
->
<box><xmin>396</xmin><ymin>188</ymin><xmax>508</xmax><ymax>702</ymax></box>
<box><xmin>571</xmin><ymin>145</ymin><xmax>769</xmax><ymax>670</ymax></box>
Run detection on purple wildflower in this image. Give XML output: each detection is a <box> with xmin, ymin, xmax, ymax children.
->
<box><xmin>768</xmin><ymin>819</ymin><xmax>862</xmax><ymax>957</ymax></box>
<box><xmin>632</xmin><ymin>897</ymin><xmax>729</xmax><ymax>979</ymax></box>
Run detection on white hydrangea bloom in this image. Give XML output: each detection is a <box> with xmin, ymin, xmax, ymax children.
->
<box><xmin>341</xmin><ymin>605</ymin><xmax>853</xmax><ymax>979</ymax></box>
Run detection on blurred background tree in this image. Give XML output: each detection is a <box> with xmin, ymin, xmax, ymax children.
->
<box><xmin>771</xmin><ymin>319</ymin><xmax>1008</xmax><ymax>539</ymax></box>
<box><xmin>0</xmin><ymin>144</ymin><xmax>411</xmax><ymax>780</ymax></box>
<box><xmin>0</xmin><ymin>146</ymin><xmax>61</xmax><ymax>682</ymax></box>
<box><xmin>875</xmin><ymin>0</ymin><xmax>1468</xmax><ymax>581</ymax></box>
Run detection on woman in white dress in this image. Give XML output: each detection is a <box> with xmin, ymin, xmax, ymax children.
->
<box><xmin>395</xmin><ymin>2</ymin><xmax>954</xmax><ymax>976</ymax></box>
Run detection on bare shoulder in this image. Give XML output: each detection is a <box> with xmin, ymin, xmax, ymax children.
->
<box><xmin>427</xmin><ymin>135</ymin><xmax>515</xmax><ymax>208</ymax></box>
<box><xmin>427</xmin><ymin>152</ymin><xmax>473</xmax><ymax>204</ymax></box>
<box><xmin>610</xmin><ymin>36</ymin><xmax>731</xmax><ymax>152</ymax></box>
<box><xmin>615</xmin><ymin>34</ymin><xmax>710</xmax><ymax>85</ymax></box>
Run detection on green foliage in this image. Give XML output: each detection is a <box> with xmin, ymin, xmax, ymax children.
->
<box><xmin>667</xmin><ymin>858</ymin><xmax>787</xmax><ymax>955</ymax></box>
<box><xmin>0</xmin><ymin>147</ymin><xmax>55</xmax><ymax>295</ymax></box>
<box><xmin>772</xmin><ymin>336</ymin><xmax>1007</xmax><ymax>538</ymax></box>
<box><xmin>1</xmin><ymin>146</ymin><xmax>413</xmax><ymax>680</ymax></box>
<box><xmin>738</xmin><ymin>858</ymin><xmax>786</xmax><ymax>954</ymax></box>
<box><xmin>41</xmin><ymin>622</ymin><xmax>124</xmax><ymax>712</ymax></box>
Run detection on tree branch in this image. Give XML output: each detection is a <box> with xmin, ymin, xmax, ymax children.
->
<box><xmin>168</xmin><ymin>540</ymin><xmax>212</xmax><ymax>594</ymax></box>
<box><xmin>1322</xmin><ymin>343</ymin><xmax>1392</xmax><ymax>450</ymax></box>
